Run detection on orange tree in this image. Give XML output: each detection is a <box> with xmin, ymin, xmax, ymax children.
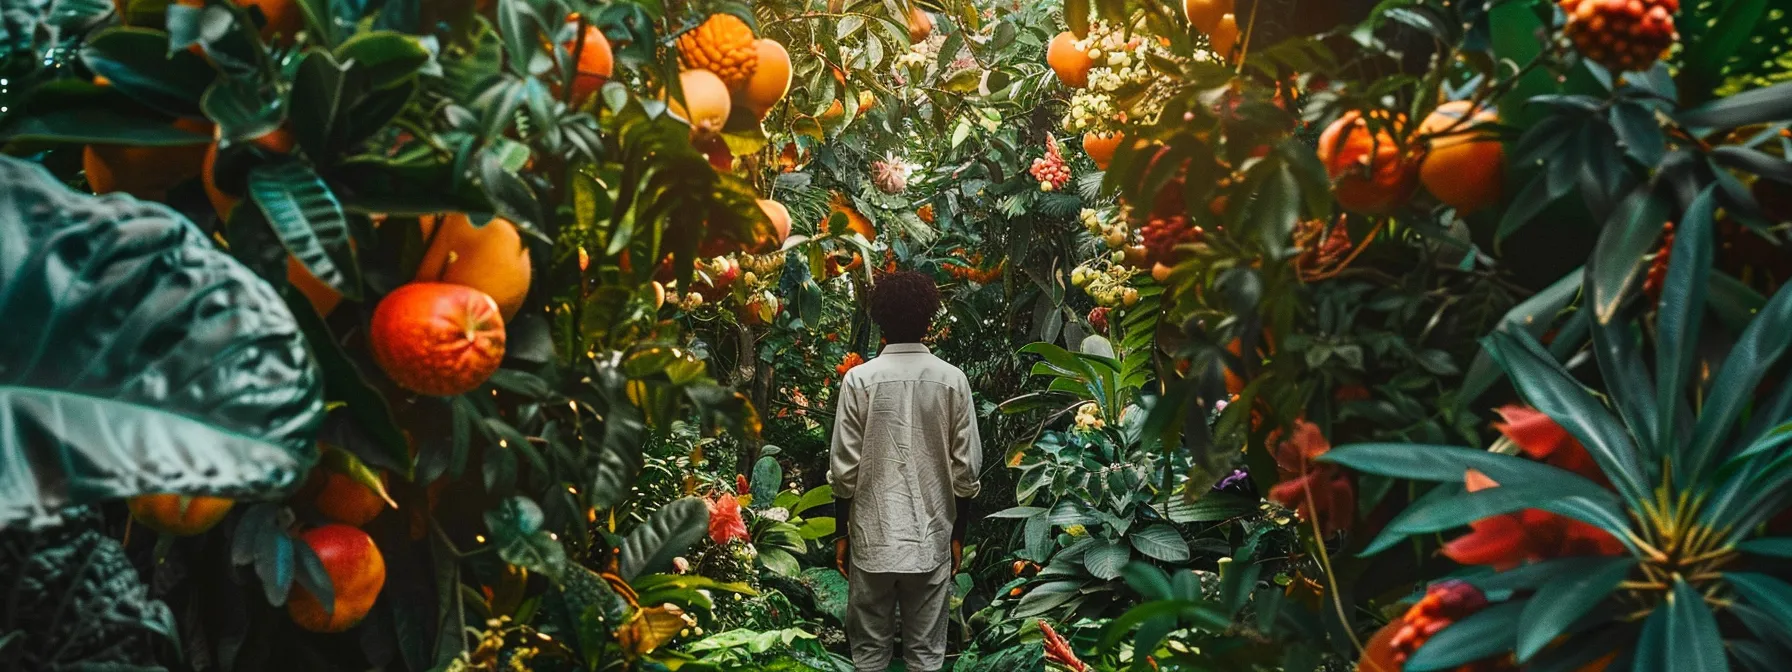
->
<box><xmin>0</xmin><ymin>0</ymin><xmax>831</xmax><ymax>669</ymax></box>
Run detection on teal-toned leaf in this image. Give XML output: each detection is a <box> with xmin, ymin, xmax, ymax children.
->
<box><xmin>1516</xmin><ymin>558</ymin><xmax>1634</xmax><ymax>661</ymax></box>
<box><xmin>1013</xmin><ymin>580</ymin><xmax>1082</xmax><ymax>618</ymax></box>
<box><xmin>1677</xmin><ymin>0</ymin><xmax>1767</xmax><ymax>103</ymax></box>
<box><xmin>749</xmin><ymin>456</ymin><xmax>782</xmax><ymax>507</ymax></box>
<box><xmin>1657</xmin><ymin>187</ymin><xmax>1715</xmax><ymax>461</ymax></box>
<box><xmin>1129</xmin><ymin>524</ymin><xmax>1188</xmax><ymax>562</ymax></box>
<box><xmin>0</xmin><ymin>508</ymin><xmax>179</xmax><ymax>668</ymax></box>
<box><xmin>248</xmin><ymin>160</ymin><xmax>360</xmax><ymax>300</ymax></box>
<box><xmin>1586</xmin><ymin>187</ymin><xmax>1669</xmax><ymax>323</ymax></box>
<box><xmin>1154</xmin><ymin>493</ymin><xmax>1255</xmax><ymax>523</ymax></box>
<box><xmin>1691</xmin><ymin>277</ymin><xmax>1792</xmax><ymax>473</ymax></box>
<box><xmin>80</xmin><ymin>28</ymin><xmax>213</xmax><ymax>117</ymax></box>
<box><xmin>1404</xmin><ymin>600</ymin><xmax>1524</xmax><ymax>671</ymax></box>
<box><xmin>0</xmin><ymin>156</ymin><xmax>321</xmax><ymax>528</ymax></box>
<box><xmin>1320</xmin><ymin>443</ymin><xmax>1616</xmax><ymax>504</ymax></box>
<box><xmin>1676</xmin><ymin>80</ymin><xmax>1792</xmax><ymax>129</ymax></box>
<box><xmin>618</xmin><ymin>497</ymin><xmax>709</xmax><ymax>580</ymax></box>
<box><xmin>1084</xmin><ymin>541</ymin><xmax>1129</xmax><ymax>580</ymax></box>
<box><xmin>1482</xmin><ymin>330</ymin><xmax>1649</xmax><ymax>505</ymax></box>
<box><xmin>1725</xmin><ymin>572</ymin><xmax>1792</xmax><ymax>634</ymax></box>
<box><xmin>290</xmin><ymin>50</ymin><xmax>349</xmax><ymax>160</ymax></box>
<box><xmin>1737</xmin><ymin>537</ymin><xmax>1792</xmax><ymax>558</ymax></box>
<box><xmin>799</xmin><ymin>567</ymin><xmax>849</xmax><ymax>621</ymax></box>
<box><xmin>484</xmin><ymin>496</ymin><xmax>568</xmax><ymax>583</ymax></box>
<box><xmin>335</xmin><ymin>31</ymin><xmax>431</xmax><ymax>90</ymax></box>
<box><xmin>1362</xmin><ymin>484</ymin><xmax>1567</xmax><ymax>556</ymax></box>
<box><xmin>1633</xmin><ymin>578</ymin><xmax>1726</xmax><ymax>672</ymax></box>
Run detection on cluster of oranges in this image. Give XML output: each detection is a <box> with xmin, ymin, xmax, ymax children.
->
<box><xmin>669</xmin><ymin>14</ymin><xmax>793</xmax><ymax>134</ymax></box>
<box><xmin>1316</xmin><ymin>100</ymin><xmax>1505</xmax><ymax>217</ymax></box>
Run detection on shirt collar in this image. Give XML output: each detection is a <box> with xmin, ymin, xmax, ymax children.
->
<box><xmin>880</xmin><ymin>343</ymin><xmax>931</xmax><ymax>355</ymax></box>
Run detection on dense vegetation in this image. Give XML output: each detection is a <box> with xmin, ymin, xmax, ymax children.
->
<box><xmin>3</xmin><ymin>0</ymin><xmax>1791</xmax><ymax>670</ymax></box>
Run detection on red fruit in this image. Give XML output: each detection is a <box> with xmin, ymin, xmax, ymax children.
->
<box><xmin>314</xmin><ymin>471</ymin><xmax>387</xmax><ymax>527</ymax></box>
<box><xmin>1317</xmin><ymin>111</ymin><xmax>1418</xmax><ymax>215</ymax></box>
<box><xmin>1559</xmin><ymin>0</ymin><xmax>1678</xmax><ymax>73</ymax></box>
<box><xmin>1140</xmin><ymin>214</ymin><xmax>1203</xmax><ymax>266</ymax></box>
<box><xmin>370</xmin><ymin>283</ymin><xmax>506</xmax><ymax>396</ymax></box>
<box><xmin>288</xmin><ymin>525</ymin><xmax>386</xmax><ymax>633</ymax></box>
<box><xmin>1088</xmin><ymin>306</ymin><xmax>1110</xmax><ymax>334</ymax></box>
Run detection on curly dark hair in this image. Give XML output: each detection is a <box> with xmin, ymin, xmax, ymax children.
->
<box><xmin>867</xmin><ymin>270</ymin><xmax>941</xmax><ymax>343</ymax></box>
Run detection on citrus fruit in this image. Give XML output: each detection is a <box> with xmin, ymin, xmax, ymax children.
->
<box><xmin>740</xmin><ymin>39</ymin><xmax>792</xmax><ymax>118</ymax></box>
<box><xmin>668</xmin><ymin>69</ymin><xmax>733</xmax><ymax>135</ymax></box>
<box><xmin>1184</xmin><ymin>0</ymin><xmax>1232</xmax><ymax>33</ymax></box>
<box><xmin>1318</xmin><ymin>110</ymin><xmax>1418</xmax><ymax>215</ymax></box>
<box><xmin>908</xmin><ymin>5</ymin><xmax>933</xmax><ymax>42</ymax></box>
<box><xmin>84</xmin><ymin>117</ymin><xmax>212</xmax><ymax>199</ymax></box>
<box><xmin>369</xmin><ymin>282</ymin><xmax>506</xmax><ymax>397</ymax></box>
<box><xmin>563</xmin><ymin>21</ymin><xmax>614</xmax><ymax>107</ymax></box>
<box><xmin>758</xmin><ymin>199</ymin><xmax>792</xmax><ymax>248</ymax></box>
<box><xmin>676</xmin><ymin>14</ymin><xmax>758</xmax><ymax>91</ymax></box>
<box><xmin>1083</xmin><ymin>131</ymin><xmax>1124</xmax><ymax>170</ymax></box>
<box><xmin>313</xmin><ymin>470</ymin><xmax>387</xmax><ymax>527</ymax></box>
<box><xmin>1047</xmin><ymin>32</ymin><xmax>1094</xmax><ymax>88</ymax></box>
<box><xmin>1210</xmin><ymin>13</ymin><xmax>1239</xmax><ymax>57</ymax></box>
<box><xmin>128</xmin><ymin>494</ymin><xmax>233</xmax><ymax>536</ymax></box>
<box><xmin>1417</xmin><ymin>101</ymin><xmax>1503</xmax><ymax>214</ymax></box>
<box><xmin>287</xmin><ymin>525</ymin><xmax>386</xmax><ymax>633</ymax></box>
<box><xmin>415</xmin><ymin>213</ymin><xmax>534</xmax><ymax>321</ymax></box>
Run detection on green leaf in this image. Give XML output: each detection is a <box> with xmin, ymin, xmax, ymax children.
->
<box><xmin>1405</xmin><ymin>599</ymin><xmax>1524</xmax><ymax>671</ymax></box>
<box><xmin>1013</xmin><ymin>580</ymin><xmax>1082</xmax><ymax>618</ymax></box>
<box><xmin>1065</xmin><ymin>0</ymin><xmax>1090</xmax><ymax>37</ymax></box>
<box><xmin>1677</xmin><ymin>0</ymin><xmax>1767</xmax><ymax>102</ymax></box>
<box><xmin>1586</xmin><ymin>187</ymin><xmax>1669</xmax><ymax>323</ymax></box>
<box><xmin>1656</xmin><ymin>187</ymin><xmax>1716</xmax><ymax>459</ymax></box>
<box><xmin>759</xmin><ymin>547</ymin><xmax>801</xmax><ymax>577</ymax></box>
<box><xmin>1516</xmin><ymin>558</ymin><xmax>1634</xmax><ymax>661</ymax></box>
<box><xmin>1320</xmin><ymin>443</ymin><xmax>1617</xmax><ymax>504</ymax></box>
<box><xmin>1676</xmin><ymin>80</ymin><xmax>1792</xmax><ymax>129</ymax></box>
<box><xmin>80</xmin><ymin>28</ymin><xmax>213</xmax><ymax>117</ymax></box>
<box><xmin>484</xmin><ymin>496</ymin><xmax>568</xmax><ymax>583</ymax></box>
<box><xmin>1633</xmin><ymin>578</ymin><xmax>1726</xmax><ymax>672</ymax></box>
<box><xmin>791</xmin><ymin>485</ymin><xmax>833</xmax><ymax>517</ymax></box>
<box><xmin>335</xmin><ymin>31</ymin><xmax>431</xmax><ymax>90</ymax></box>
<box><xmin>1691</xmin><ymin>276</ymin><xmax>1792</xmax><ymax>473</ymax></box>
<box><xmin>1737</xmin><ymin>538</ymin><xmax>1792</xmax><ymax>558</ymax></box>
<box><xmin>618</xmin><ymin>497</ymin><xmax>709</xmax><ymax>580</ymax></box>
<box><xmin>0</xmin><ymin>508</ymin><xmax>178</xmax><ymax>669</ymax></box>
<box><xmin>1482</xmin><ymin>330</ymin><xmax>1649</xmax><ymax>505</ymax></box>
<box><xmin>1129</xmin><ymin>524</ymin><xmax>1188</xmax><ymax>562</ymax></box>
<box><xmin>0</xmin><ymin>157</ymin><xmax>321</xmax><ymax>527</ymax></box>
<box><xmin>749</xmin><ymin>456</ymin><xmax>782</xmax><ymax>507</ymax></box>
<box><xmin>290</xmin><ymin>50</ymin><xmax>349</xmax><ymax>160</ymax></box>
<box><xmin>799</xmin><ymin>568</ymin><xmax>849</xmax><ymax>621</ymax></box>
<box><xmin>1362</xmin><ymin>484</ymin><xmax>1571</xmax><ymax>556</ymax></box>
<box><xmin>1457</xmin><ymin>269</ymin><xmax>1583</xmax><ymax>411</ymax></box>
<box><xmin>1084</xmin><ymin>541</ymin><xmax>1129</xmax><ymax>580</ymax></box>
<box><xmin>1153</xmin><ymin>493</ymin><xmax>1255</xmax><ymax>523</ymax></box>
<box><xmin>248</xmin><ymin>160</ymin><xmax>360</xmax><ymax>300</ymax></box>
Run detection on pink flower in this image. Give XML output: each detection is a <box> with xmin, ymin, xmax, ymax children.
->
<box><xmin>1266</xmin><ymin>420</ymin><xmax>1356</xmax><ymax>536</ymax></box>
<box><xmin>707</xmin><ymin>494</ymin><xmax>749</xmax><ymax>545</ymax></box>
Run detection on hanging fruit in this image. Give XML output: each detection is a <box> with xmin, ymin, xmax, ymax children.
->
<box><xmin>675</xmin><ymin>14</ymin><xmax>759</xmax><ymax>91</ymax></box>
<box><xmin>562</xmin><ymin>19</ymin><xmax>614</xmax><ymax>107</ymax></box>
<box><xmin>1183</xmin><ymin>0</ymin><xmax>1232</xmax><ymax>33</ymax></box>
<box><xmin>1417</xmin><ymin>101</ymin><xmax>1504</xmax><ymax>214</ymax></box>
<box><xmin>414</xmin><ymin>213</ymin><xmax>534</xmax><ymax>321</ymax></box>
<box><xmin>287</xmin><ymin>525</ymin><xmax>387</xmax><ymax>633</ymax></box>
<box><xmin>1047</xmin><ymin>32</ymin><xmax>1095</xmax><ymax>88</ymax></box>
<box><xmin>1030</xmin><ymin>134</ymin><xmax>1072</xmax><ymax>191</ymax></box>
<box><xmin>369</xmin><ymin>283</ymin><xmax>507</xmax><ymax>397</ymax></box>
<box><xmin>740</xmin><ymin>39</ymin><xmax>792</xmax><ymax>118</ymax></box>
<box><xmin>669</xmin><ymin>69</ymin><xmax>733</xmax><ymax>135</ymax></box>
<box><xmin>128</xmin><ymin>494</ymin><xmax>233</xmax><ymax>536</ymax></box>
<box><xmin>1559</xmin><ymin>0</ymin><xmax>1678</xmax><ymax>73</ymax></box>
<box><xmin>1317</xmin><ymin>110</ymin><xmax>1419</xmax><ymax>215</ymax></box>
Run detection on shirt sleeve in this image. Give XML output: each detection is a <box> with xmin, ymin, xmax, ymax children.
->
<box><xmin>949</xmin><ymin>374</ymin><xmax>982</xmax><ymax>499</ymax></box>
<box><xmin>828</xmin><ymin>373</ymin><xmax>865</xmax><ymax>499</ymax></box>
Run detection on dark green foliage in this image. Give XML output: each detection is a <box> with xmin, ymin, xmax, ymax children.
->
<box><xmin>0</xmin><ymin>507</ymin><xmax>176</xmax><ymax>671</ymax></box>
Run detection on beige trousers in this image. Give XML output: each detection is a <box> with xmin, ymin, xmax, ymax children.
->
<box><xmin>845</xmin><ymin>561</ymin><xmax>952</xmax><ymax>672</ymax></box>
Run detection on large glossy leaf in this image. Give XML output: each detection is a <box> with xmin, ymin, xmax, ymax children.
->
<box><xmin>248</xmin><ymin>160</ymin><xmax>360</xmax><ymax>300</ymax></box>
<box><xmin>1516</xmin><ymin>558</ymin><xmax>1634</xmax><ymax>661</ymax></box>
<box><xmin>1690</xmin><ymin>276</ymin><xmax>1792</xmax><ymax>474</ymax></box>
<box><xmin>485</xmin><ymin>496</ymin><xmax>568</xmax><ymax>583</ymax></box>
<box><xmin>0</xmin><ymin>508</ymin><xmax>175</xmax><ymax>669</ymax></box>
<box><xmin>1129</xmin><ymin>524</ymin><xmax>1189</xmax><ymax>562</ymax></box>
<box><xmin>1656</xmin><ymin>188</ymin><xmax>1716</xmax><ymax>461</ymax></box>
<box><xmin>0</xmin><ymin>157</ymin><xmax>322</xmax><ymax>528</ymax></box>
<box><xmin>1084</xmin><ymin>541</ymin><xmax>1130</xmax><ymax>580</ymax></box>
<box><xmin>1483</xmin><ymin>330</ymin><xmax>1649</xmax><ymax>505</ymax></box>
<box><xmin>1361</xmin><ymin>484</ymin><xmax>1570</xmax><ymax>556</ymax></box>
<box><xmin>80</xmin><ymin>27</ymin><xmax>213</xmax><ymax>117</ymax></box>
<box><xmin>1633</xmin><ymin>578</ymin><xmax>1727</xmax><ymax>672</ymax></box>
<box><xmin>1677</xmin><ymin>0</ymin><xmax>1767</xmax><ymax>102</ymax></box>
<box><xmin>1319</xmin><ymin>443</ymin><xmax>1617</xmax><ymax>504</ymax></box>
<box><xmin>618</xmin><ymin>497</ymin><xmax>709</xmax><ymax>580</ymax></box>
<box><xmin>1725</xmin><ymin>572</ymin><xmax>1792</xmax><ymax>633</ymax></box>
<box><xmin>1586</xmin><ymin>187</ymin><xmax>1669</xmax><ymax>324</ymax></box>
<box><xmin>1675</xmin><ymin>80</ymin><xmax>1792</xmax><ymax>129</ymax></box>
<box><xmin>1405</xmin><ymin>599</ymin><xmax>1525</xmax><ymax>671</ymax></box>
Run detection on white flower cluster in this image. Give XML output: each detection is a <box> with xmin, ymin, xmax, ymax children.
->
<box><xmin>1062</xmin><ymin>19</ymin><xmax>1216</xmax><ymax>134</ymax></box>
<box><xmin>1081</xmin><ymin>207</ymin><xmax>1130</xmax><ymax>249</ymax></box>
<box><xmin>1074</xmin><ymin>402</ymin><xmax>1106</xmax><ymax>431</ymax></box>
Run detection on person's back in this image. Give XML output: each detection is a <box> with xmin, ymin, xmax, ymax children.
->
<box><xmin>830</xmin><ymin>271</ymin><xmax>980</xmax><ymax>672</ymax></box>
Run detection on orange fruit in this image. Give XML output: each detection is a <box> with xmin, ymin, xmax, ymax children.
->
<box><xmin>313</xmin><ymin>471</ymin><xmax>386</xmax><ymax>527</ymax></box>
<box><xmin>758</xmin><ymin>199</ymin><xmax>792</xmax><ymax>247</ymax></box>
<box><xmin>1417</xmin><ymin>101</ymin><xmax>1503</xmax><ymax>214</ymax></box>
<box><xmin>827</xmin><ymin>193</ymin><xmax>875</xmax><ymax>239</ymax></box>
<box><xmin>1083</xmin><ymin>131</ymin><xmax>1124</xmax><ymax>170</ymax></box>
<box><xmin>1151</xmin><ymin>262</ymin><xmax>1173</xmax><ymax>283</ymax></box>
<box><xmin>203</xmin><ymin>126</ymin><xmax>297</xmax><ymax>220</ymax></box>
<box><xmin>1210</xmin><ymin>13</ymin><xmax>1239</xmax><ymax>57</ymax></box>
<box><xmin>1047</xmin><ymin>32</ymin><xmax>1094</xmax><ymax>88</ymax></box>
<box><xmin>1318</xmin><ymin>110</ymin><xmax>1418</xmax><ymax>215</ymax></box>
<box><xmin>287</xmin><ymin>525</ymin><xmax>386</xmax><ymax>633</ymax></box>
<box><xmin>369</xmin><ymin>282</ymin><xmax>506</xmax><ymax>397</ymax></box>
<box><xmin>676</xmin><ymin>14</ymin><xmax>758</xmax><ymax>91</ymax></box>
<box><xmin>563</xmin><ymin>22</ymin><xmax>614</xmax><ymax>107</ymax></box>
<box><xmin>415</xmin><ymin>213</ymin><xmax>533</xmax><ymax>321</ymax></box>
<box><xmin>740</xmin><ymin>39</ymin><xmax>792</xmax><ymax>118</ymax></box>
<box><xmin>668</xmin><ymin>69</ymin><xmax>733</xmax><ymax>135</ymax></box>
<box><xmin>239</xmin><ymin>0</ymin><xmax>303</xmax><ymax>44</ymax></box>
<box><xmin>908</xmin><ymin>5</ymin><xmax>934</xmax><ymax>42</ymax></box>
<box><xmin>85</xmin><ymin>117</ymin><xmax>212</xmax><ymax>199</ymax></box>
<box><xmin>128</xmin><ymin>494</ymin><xmax>233</xmax><ymax>536</ymax></box>
<box><xmin>1184</xmin><ymin>0</ymin><xmax>1232</xmax><ymax>33</ymax></box>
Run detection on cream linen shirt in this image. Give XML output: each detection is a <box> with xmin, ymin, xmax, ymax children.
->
<box><xmin>829</xmin><ymin>343</ymin><xmax>982</xmax><ymax>574</ymax></box>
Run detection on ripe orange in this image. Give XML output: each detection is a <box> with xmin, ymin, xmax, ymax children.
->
<box><xmin>1184</xmin><ymin>0</ymin><xmax>1232</xmax><ymax>33</ymax></box>
<box><xmin>415</xmin><ymin>213</ymin><xmax>534</xmax><ymax>321</ymax></box>
<box><xmin>1418</xmin><ymin>101</ymin><xmax>1503</xmax><ymax>214</ymax></box>
<box><xmin>740</xmin><ymin>40</ymin><xmax>792</xmax><ymax>118</ymax></box>
<box><xmin>369</xmin><ymin>282</ymin><xmax>506</xmax><ymax>397</ymax></box>
<box><xmin>1151</xmin><ymin>262</ymin><xmax>1173</xmax><ymax>283</ymax></box>
<box><xmin>85</xmin><ymin>117</ymin><xmax>212</xmax><ymax>199</ymax></box>
<box><xmin>676</xmin><ymin>14</ymin><xmax>758</xmax><ymax>91</ymax></box>
<box><xmin>563</xmin><ymin>22</ymin><xmax>614</xmax><ymax>107</ymax></box>
<box><xmin>128</xmin><ymin>494</ymin><xmax>233</xmax><ymax>536</ymax></box>
<box><xmin>313</xmin><ymin>470</ymin><xmax>387</xmax><ymax>527</ymax></box>
<box><xmin>1317</xmin><ymin>111</ymin><xmax>1418</xmax><ymax>215</ymax></box>
<box><xmin>758</xmin><ymin>199</ymin><xmax>792</xmax><ymax>248</ymax></box>
<box><xmin>908</xmin><ymin>5</ymin><xmax>934</xmax><ymax>42</ymax></box>
<box><xmin>669</xmin><ymin>69</ymin><xmax>733</xmax><ymax>135</ymax></box>
<box><xmin>1047</xmin><ymin>32</ymin><xmax>1094</xmax><ymax>88</ymax></box>
<box><xmin>1083</xmin><ymin>131</ymin><xmax>1124</xmax><ymax>170</ymax></box>
<box><xmin>1210</xmin><ymin>13</ymin><xmax>1239</xmax><ymax>57</ymax></box>
<box><xmin>287</xmin><ymin>525</ymin><xmax>386</xmax><ymax>633</ymax></box>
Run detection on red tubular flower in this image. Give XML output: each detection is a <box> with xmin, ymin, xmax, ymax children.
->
<box><xmin>1037</xmin><ymin>620</ymin><xmax>1088</xmax><ymax>672</ymax></box>
<box><xmin>707</xmin><ymin>494</ymin><xmax>749</xmax><ymax>545</ymax></box>
<box><xmin>1491</xmin><ymin>405</ymin><xmax>1604</xmax><ymax>483</ymax></box>
<box><xmin>1266</xmin><ymin>420</ymin><xmax>1357</xmax><ymax>536</ymax></box>
<box><xmin>1440</xmin><ymin>468</ymin><xmax>1624</xmax><ymax>570</ymax></box>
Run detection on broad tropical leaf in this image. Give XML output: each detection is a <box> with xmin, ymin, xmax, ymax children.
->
<box><xmin>618</xmin><ymin>497</ymin><xmax>709</xmax><ymax>580</ymax></box>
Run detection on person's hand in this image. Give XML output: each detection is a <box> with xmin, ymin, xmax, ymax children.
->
<box><xmin>951</xmin><ymin>539</ymin><xmax>964</xmax><ymax>573</ymax></box>
<box><xmin>835</xmin><ymin>537</ymin><xmax>849</xmax><ymax>575</ymax></box>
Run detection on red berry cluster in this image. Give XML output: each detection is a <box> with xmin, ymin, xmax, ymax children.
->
<box><xmin>1388</xmin><ymin>581</ymin><xmax>1489</xmax><ymax>666</ymax></box>
<box><xmin>1140</xmin><ymin>214</ymin><xmax>1203</xmax><ymax>266</ymax></box>
<box><xmin>1559</xmin><ymin>0</ymin><xmax>1678</xmax><ymax>73</ymax></box>
<box><xmin>1643</xmin><ymin>221</ymin><xmax>1674</xmax><ymax>304</ymax></box>
<box><xmin>1088</xmin><ymin>306</ymin><xmax>1110</xmax><ymax>334</ymax></box>
<box><xmin>1030</xmin><ymin>134</ymin><xmax>1072</xmax><ymax>191</ymax></box>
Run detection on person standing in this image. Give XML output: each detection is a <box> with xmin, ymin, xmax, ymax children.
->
<box><xmin>829</xmin><ymin>271</ymin><xmax>982</xmax><ymax>672</ymax></box>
